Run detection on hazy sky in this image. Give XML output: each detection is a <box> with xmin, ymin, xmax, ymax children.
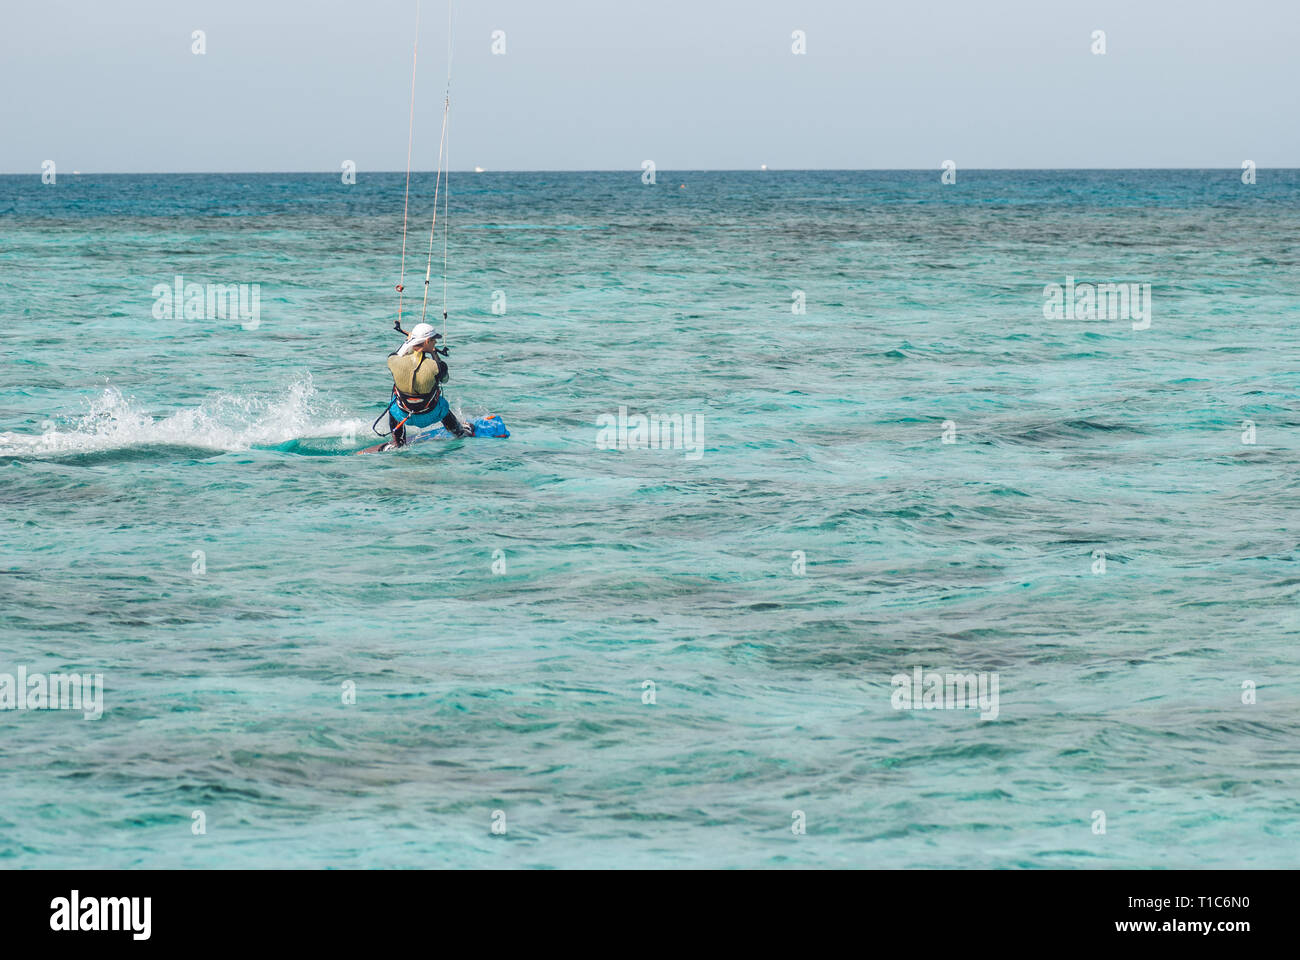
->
<box><xmin>3</xmin><ymin>0</ymin><xmax>1297</xmax><ymax>172</ymax></box>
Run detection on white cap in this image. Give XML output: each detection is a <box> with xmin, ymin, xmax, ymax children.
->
<box><xmin>397</xmin><ymin>322</ymin><xmax>437</xmax><ymax>356</ymax></box>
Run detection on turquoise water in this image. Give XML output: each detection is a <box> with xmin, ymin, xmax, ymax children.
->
<box><xmin>2</xmin><ymin>170</ymin><xmax>1298</xmax><ymax>868</ymax></box>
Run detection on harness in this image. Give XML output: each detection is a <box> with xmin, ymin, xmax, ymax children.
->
<box><xmin>371</xmin><ymin>351</ymin><xmax>445</xmax><ymax>438</ymax></box>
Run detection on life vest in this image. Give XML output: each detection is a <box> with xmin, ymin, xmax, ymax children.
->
<box><xmin>390</xmin><ymin>352</ymin><xmax>445</xmax><ymax>414</ymax></box>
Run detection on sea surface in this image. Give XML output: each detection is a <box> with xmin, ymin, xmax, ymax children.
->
<box><xmin>1</xmin><ymin>170</ymin><xmax>1298</xmax><ymax>868</ymax></box>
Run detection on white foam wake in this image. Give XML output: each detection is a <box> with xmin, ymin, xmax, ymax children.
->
<box><xmin>0</xmin><ymin>376</ymin><xmax>368</xmax><ymax>457</ymax></box>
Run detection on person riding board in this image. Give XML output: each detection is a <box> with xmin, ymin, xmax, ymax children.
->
<box><xmin>382</xmin><ymin>322</ymin><xmax>473</xmax><ymax>449</ymax></box>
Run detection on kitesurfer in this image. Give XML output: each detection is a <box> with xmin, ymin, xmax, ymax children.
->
<box><xmin>383</xmin><ymin>322</ymin><xmax>473</xmax><ymax>448</ymax></box>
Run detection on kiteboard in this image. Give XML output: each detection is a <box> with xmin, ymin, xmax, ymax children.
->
<box><xmin>356</xmin><ymin>414</ymin><xmax>509</xmax><ymax>454</ymax></box>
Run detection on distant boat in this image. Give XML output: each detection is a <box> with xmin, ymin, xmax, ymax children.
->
<box><xmin>474</xmin><ymin>166</ymin><xmax>485</xmax><ymax>173</ymax></box>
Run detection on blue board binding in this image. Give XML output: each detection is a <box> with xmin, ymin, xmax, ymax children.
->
<box><xmin>412</xmin><ymin>414</ymin><xmax>510</xmax><ymax>443</ymax></box>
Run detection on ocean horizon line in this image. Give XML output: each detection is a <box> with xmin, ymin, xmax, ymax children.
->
<box><xmin>4</xmin><ymin>166</ymin><xmax>1297</xmax><ymax>177</ymax></box>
